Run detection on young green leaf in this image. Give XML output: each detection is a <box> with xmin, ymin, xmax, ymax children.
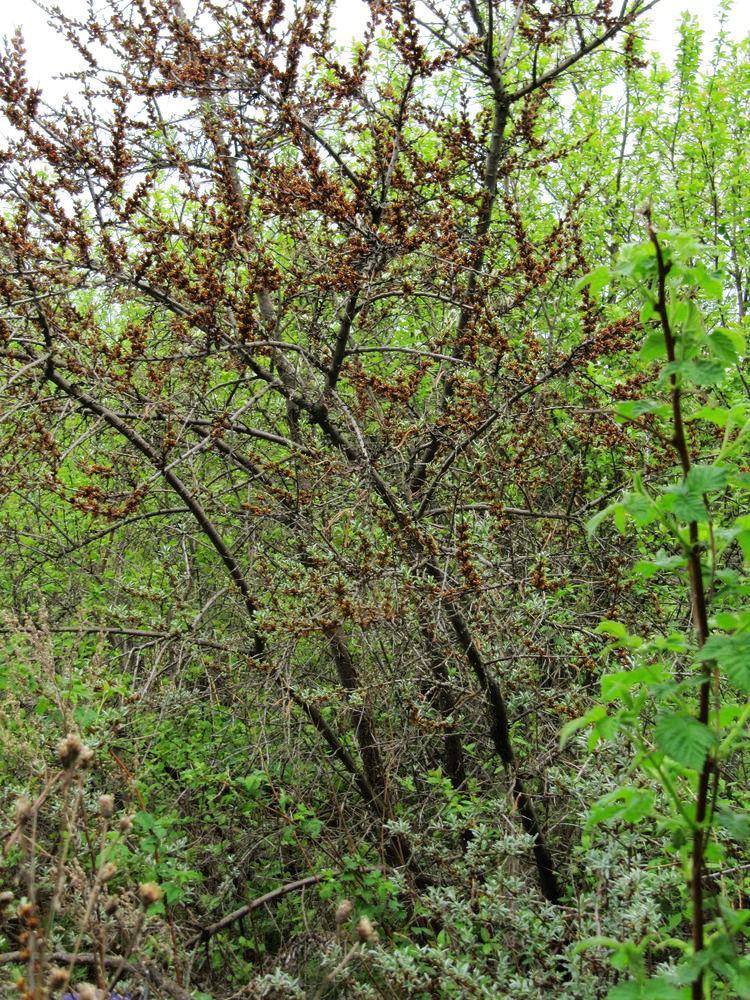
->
<box><xmin>684</xmin><ymin>464</ymin><xmax>728</xmax><ymax>494</ymax></box>
<box><xmin>697</xmin><ymin>634</ymin><xmax>750</xmax><ymax>691</ymax></box>
<box><xmin>654</xmin><ymin>712</ymin><xmax>717</xmax><ymax>770</ymax></box>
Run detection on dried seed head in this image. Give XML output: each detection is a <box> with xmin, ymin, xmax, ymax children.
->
<box><xmin>119</xmin><ymin>813</ymin><xmax>134</xmax><ymax>833</ymax></box>
<box><xmin>98</xmin><ymin>794</ymin><xmax>115</xmax><ymax>818</ymax></box>
<box><xmin>99</xmin><ymin>862</ymin><xmax>117</xmax><ymax>882</ymax></box>
<box><xmin>335</xmin><ymin>899</ymin><xmax>353</xmax><ymax>924</ymax></box>
<box><xmin>57</xmin><ymin>732</ymin><xmax>83</xmax><ymax>770</ymax></box>
<box><xmin>77</xmin><ymin>982</ymin><xmax>98</xmax><ymax>1000</ymax></box>
<box><xmin>356</xmin><ymin>915</ymin><xmax>377</xmax><ymax>943</ymax></box>
<box><xmin>48</xmin><ymin>967</ymin><xmax>69</xmax><ymax>989</ymax></box>
<box><xmin>14</xmin><ymin>797</ymin><xmax>33</xmax><ymax>824</ymax></box>
<box><xmin>139</xmin><ymin>881</ymin><xmax>163</xmax><ymax>906</ymax></box>
<box><xmin>103</xmin><ymin>894</ymin><xmax>119</xmax><ymax>915</ymax></box>
<box><xmin>78</xmin><ymin>745</ymin><xmax>95</xmax><ymax>769</ymax></box>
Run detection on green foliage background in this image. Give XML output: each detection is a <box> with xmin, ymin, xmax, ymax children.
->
<box><xmin>1</xmin><ymin>1</ymin><xmax>750</xmax><ymax>997</ymax></box>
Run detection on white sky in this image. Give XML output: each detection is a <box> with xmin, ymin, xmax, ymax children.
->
<box><xmin>0</xmin><ymin>0</ymin><xmax>747</xmax><ymax>96</ymax></box>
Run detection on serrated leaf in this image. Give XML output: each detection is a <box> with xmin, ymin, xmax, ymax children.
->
<box><xmin>739</xmin><ymin>531</ymin><xmax>750</xmax><ymax>565</ymax></box>
<box><xmin>684</xmin><ymin>359</ymin><xmax>726</xmax><ymax>385</ymax></box>
<box><xmin>616</xmin><ymin>240</ymin><xmax>657</xmax><ymax>278</ymax></box>
<box><xmin>707</xmin><ymin>329</ymin><xmax>741</xmax><ymax>364</ymax></box>
<box><xmin>715</xmin><ymin>809</ymin><xmax>750</xmax><ymax>840</ymax></box>
<box><xmin>577</xmin><ymin>264</ymin><xmax>611</xmax><ymax>296</ymax></box>
<box><xmin>301</xmin><ymin>818</ymin><xmax>322</xmax><ymax>838</ymax></box>
<box><xmin>684</xmin><ymin>464</ymin><xmax>728</xmax><ymax>493</ymax></box>
<box><xmin>689</xmin><ymin>263</ymin><xmax>724</xmax><ymax>300</ymax></box>
<box><xmin>134</xmin><ymin>811</ymin><xmax>155</xmax><ymax>831</ymax></box>
<box><xmin>654</xmin><ymin>712</ymin><xmax>716</xmax><ymax>770</ymax></box>
<box><xmin>607</xmin><ymin>980</ymin><xmax>687</xmax><ymax>1000</ymax></box>
<box><xmin>607</xmin><ymin>984</ymin><xmax>642</xmax><ymax>1000</ymax></box>
<box><xmin>634</xmin><ymin>551</ymin><xmax>687</xmax><ymax>578</ymax></box>
<box><xmin>671</xmin><ymin>232</ymin><xmax>703</xmax><ymax>258</ymax></box>
<box><xmin>560</xmin><ymin>705</ymin><xmax>606</xmax><ymax>747</ymax></box>
<box><xmin>601</xmin><ymin>665</ymin><xmax>665</xmax><ymax>702</ymax></box>
<box><xmin>615</xmin><ymin>399</ymin><xmax>668</xmax><ymax>420</ymax></box>
<box><xmin>697</xmin><ymin>633</ymin><xmax>750</xmax><ymax>691</ymax></box>
<box><xmin>641</xmin><ymin>329</ymin><xmax>666</xmax><ymax>362</ymax></box>
<box><xmin>686</xmin><ymin>405</ymin><xmax>729</xmax><ymax>427</ymax></box>
<box><xmin>661</xmin><ymin>485</ymin><xmax>708</xmax><ymax>523</ymax></box>
<box><xmin>588</xmin><ymin>786</ymin><xmax>655</xmax><ymax>829</ymax></box>
<box><xmin>596</xmin><ymin>620</ymin><xmax>628</xmax><ymax>639</ymax></box>
<box><xmin>640</xmin><ymin>299</ymin><xmax>655</xmax><ymax>324</ymax></box>
<box><xmin>623</xmin><ymin>492</ymin><xmax>660</xmax><ymax>526</ymax></box>
<box><xmin>660</xmin><ymin>359</ymin><xmax>726</xmax><ymax>386</ymax></box>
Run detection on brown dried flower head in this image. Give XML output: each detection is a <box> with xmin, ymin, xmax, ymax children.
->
<box><xmin>98</xmin><ymin>794</ymin><xmax>115</xmax><ymax>818</ymax></box>
<box><xmin>48</xmin><ymin>967</ymin><xmax>69</xmax><ymax>989</ymax></box>
<box><xmin>356</xmin><ymin>915</ymin><xmax>377</xmax><ymax>943</ymax></box>
<box><xmin>76</xmin><ymin>983</ymin><xmax>99</xmax><ymax>1000</ymax></box>
<box><xmin>99</xmin><ymin>862</ymin><xmax>117</xmax><ymax>883</ymax></box>
<box><xmin>57</xmin><ymin>732</ymin><xmax>83</xmax><ymax>770</ymax></box>
<box><xmin>14</xmin><ymin>797</ymin><xmax>33</xmax><ymax>824</ymax></box>
<box><xmin>139</xmin><ymin>881</ymin><xmax>163</xmax><ymax>906</ymax></box>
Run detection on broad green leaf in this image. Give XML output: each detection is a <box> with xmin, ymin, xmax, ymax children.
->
<box><xmin>654</xmin><ymin>712</ymin><xmax>716</xmax><ymax>770</ymax></box>
<box><xmin>684</xmin><ymin>359</ymin><xmax>726</xmax><ymax>385</ymax></box>
<box><xmin>634</xmin><ymin>552</ymin><xmax>687</xmax><ymax>578</ymax></box>
<box><xmin>671</xmin><ymin>232</ymin><xmax>703</xmax><ymax>259</ymax></box>
<box><xmin>712</xmin><ymin>612</ymin><xmax>745</xmax><ymax>631</ymax></box>
<box><xmin>623</xmin><ymin>492</ymin><xmax>660</xmax><ymax>526</ymax></box>
<box><xmin>660</xmin><ymin>359</ymin><xmax>725</xmax><ymax>386</ymax></box>
<box><xmin>134</xmin><ymin>811</ymin><xmax>155</xmax><ymax>831</ymax></box>
<box><xmin>697</xmin><ymin>634</ymin><xmax>750</xmax><ymax>691</ymax></box>
<box><xmin>577</xmin><ymin>264</ymin><xmax>611</xmax><ymax>296</ymax></box>
<box><xmin>560</xmin><ymin>705</ymin><xmax>606</xmax><ymax>748</ymax></box>
<box><xmin>615</xmin><ymin>399</ymin><xmax>669</xmax><ymax>420</ymax></box>
<box><xmin>238</xmin><ymin>772</ymin><xmax>266</xmax><ymax>797</ymax></box>
<box><xmin>607</xmin><ymin>981</ymin><xmax>687</xmax><ymax>1000</ymax></box>
<box><xmin>601</xmin><ymin>665</ymin><xmax>665</xmax><ymax>701</ymax></box>
<box><xmin>616</xmin><ymin>240</ymin><xmax>657</xmax><ymax>278</ymax></box>
<box><xmin>675</xmin><ymin>300</ymin><xmax>705</xmax><ymax>342</ymax></box>
<box><xmin>607</xmin><ymin>981</ymin><xmax>644</xmax><ymax>998</ymax></box>
<box><xmin>588</xmin><ymin>786</ymin><xmax>655</xmax><ymax>828</ymax></box>
<box><xmin>641</xmin><ymin>329</ymin><xmax>667</xmax><ymax>362</ymax></box>
<box><xmin>684</xmin><ymin>464</ymin><xmax>728</xmax><ymax>493</ymax></box>
<box><xmin>659</xmin><ymin>485</ymin><xmax>708</xmax><ymax>523</ymax></box>
<box><xmin>688</xmin><ymin>263</ymin><xmax>724</xmax><ymax>299</ymax></box>
<box><xmin>670</xmin><ymin>300</ymin><xmax>689</xmax><ymax>328</ymax></box>
<box><xmin>707</xmin><ymin>328</ymin><xmax>742</xmax><ymax>364</ymax></box>
<box><xmin>686</xmin><ymin>404</ymin><xmax>729</xmax><ymax>427</ymax></box>
<box><xmin>715</xmin><ymin>809</ymin><xmax>750</xmax><ymax>840</ymax></box>
<box><xmin>596</xmin><ymin>620</ymin><xmax>628</xmax><ymax>640</ymax></box>
<box><xmin>640</xmin><ymin>299</ymin><xmax>656</xmax><ymax>324</ymax></box>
